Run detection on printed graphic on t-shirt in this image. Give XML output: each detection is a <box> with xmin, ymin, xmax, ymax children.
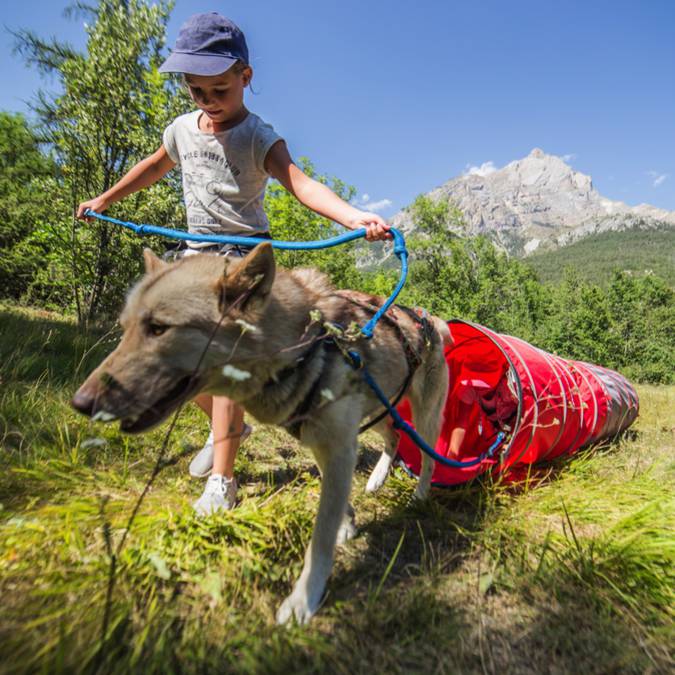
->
<box><xmin>181</xmin><ymin>174</ymin><xmax>212</xmax><ymax>226</ymax></box>
<box><xmin>182</xmin><ymin>159</ymin><xmax>244</xmax><ymax>227</ymax></box>
<box><xmin>205</xmin><ymin>180</ymin><xmax>231</xmax><ymax>216</ymax></box>
<box><xmin>180</xmin><ymin>148</ymin><xmax>241</xmax><ymax>177</ymax></box>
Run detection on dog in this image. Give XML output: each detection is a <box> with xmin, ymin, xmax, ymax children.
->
<box><xmin>72</xmin><ymin>244</ymin><xmax>449</xmax><ymax>624</ymax></box>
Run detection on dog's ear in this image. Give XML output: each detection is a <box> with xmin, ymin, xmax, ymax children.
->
<box><xmin>219</xmin><ymin>242</ymin><xmax>276</xmax><ymax>314</ymax></box>
<box><xmin>143</xmin><ymin>248</ymin><xmax>167</xmax><ymax>275</ymax></box>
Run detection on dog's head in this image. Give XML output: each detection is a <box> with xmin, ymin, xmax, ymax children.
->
<box><xmin>72</xmin><ymin>243</ymin><xmax>275</xmax><ymax>433</ymax></box>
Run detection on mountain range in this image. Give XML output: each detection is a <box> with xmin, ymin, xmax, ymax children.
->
<box><xmin>390</xmin><ymin>148</ymin><xmax>675</xmax><ymax>257</ymax></box>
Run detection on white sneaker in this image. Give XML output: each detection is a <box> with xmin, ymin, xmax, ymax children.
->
<box><xmin>188</xmin><ymin>423</ymin><xmax>252</xmax><ymax>478</ymax></box>
<box><xmin>193</xmin><ymin>474</ymin><xmax>238</xmax><ymax>515</ymax></box>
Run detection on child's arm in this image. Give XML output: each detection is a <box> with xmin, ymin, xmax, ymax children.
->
<box><xmin>264</xmin><ymin>141</ymin><xmax>391</xmax><ymax>242</ymax></box>
<box><xmin>76</xmin><ymin>146</ymin><xmax>176</xmax><ymax>220</ymax></box>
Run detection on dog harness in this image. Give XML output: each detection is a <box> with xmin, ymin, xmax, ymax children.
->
<box><xmin>276</xmin><ymin>297</ymin><xmax>436</xmax><ymax>439</ymax></box>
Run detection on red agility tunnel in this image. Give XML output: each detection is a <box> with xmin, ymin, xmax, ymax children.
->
<box><xmin>395</xmin><ymin>320</ymin><xmax>640</xmax><ymax>486</ymax></box>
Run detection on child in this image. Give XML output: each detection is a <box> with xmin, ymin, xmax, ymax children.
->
<box><xmin>77</xmin><ymin>12</ymin><xmax>390</xmax><ymax>515</ymax></box>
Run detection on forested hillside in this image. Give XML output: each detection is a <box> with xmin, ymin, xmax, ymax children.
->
<box><xmin>525</xmin><ymin>226</ymin><xmax>675</xmax><ymax>286</ymax></box>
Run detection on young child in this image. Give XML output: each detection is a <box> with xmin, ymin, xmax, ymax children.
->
<box><xmin>77</xmin><ymin>12</ymin><xmax>390</xmax><ymax>515</ymax></box>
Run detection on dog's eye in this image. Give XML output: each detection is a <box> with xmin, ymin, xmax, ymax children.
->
<box><xmin>148</xmin><ymin>323</ymin><xmax>169</xmax><ymax>337</ymax></box>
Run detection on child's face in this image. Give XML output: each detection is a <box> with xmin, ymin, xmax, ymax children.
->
<box><xmin>185</xmin><ymin>67</ymin><xmax>252</xmax><ymax>124</ymax></box>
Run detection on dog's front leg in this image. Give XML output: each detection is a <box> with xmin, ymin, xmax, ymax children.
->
<box><xmin>276</xmin><ymin>439</ymin><xmax>357</xmax><ymax>625</ymax></box>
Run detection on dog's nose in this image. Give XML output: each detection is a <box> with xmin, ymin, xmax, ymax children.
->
<box><xmin>71</xmin><ymin>389</ymin><xmax>95</xmax><ymax>416</ymax></box>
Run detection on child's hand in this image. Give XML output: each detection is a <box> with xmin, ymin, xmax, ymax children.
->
<box><xmin>76</xmin><ymin>196</ymin><xmax>109</xmax><ymax>221</ymax></box>
<box><xmin>349</xmin><ymin>212</ymin><xmax>391</xmax><ymax>242</ymax></box>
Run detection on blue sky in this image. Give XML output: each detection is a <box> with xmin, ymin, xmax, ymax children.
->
<box><xmin>2</xmin><ymin>0</ymin><xmax>674</xmax><ymax>214</ymax></box>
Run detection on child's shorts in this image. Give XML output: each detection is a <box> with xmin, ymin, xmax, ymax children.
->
<box><xmin>181</xmin><ymin>232</ymin><xmax>273</xmax><ymax>260</ymax></box>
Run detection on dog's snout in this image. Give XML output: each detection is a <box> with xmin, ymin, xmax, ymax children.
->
<box><xmin>71</xmin><ymin>388</ymin><xmax>96</xmax><ymax>416</ymax></box>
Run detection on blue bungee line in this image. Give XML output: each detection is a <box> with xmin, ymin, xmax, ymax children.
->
<box><xmin>85</xmin><ymin>209</ymin><xmax>504</xmax><ymax>469</ymax></box>
<box><xmin>351</xmin><ymin>349</ymin><xmax>506</xmax><ymax>468</ymax></box>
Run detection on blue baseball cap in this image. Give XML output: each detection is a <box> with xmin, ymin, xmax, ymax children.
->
<box><xmin>159</xmin><ymin>13</ymin><xmax>249</xmax><ymax>76</ymax></box>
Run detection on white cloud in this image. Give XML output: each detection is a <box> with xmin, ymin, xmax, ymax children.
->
<box><xmin>648</xmin><ymin>170</ymin><xmax>669</xmax><ymax>187</ymax></box>
<box><xmin>362</xmin><ymin>198</ymin><xmax>393</xmax><ymax>212</ymax></box>
<box><xmin>463</xmin><ymin>161</ymin><xmax>498</xmax><ymax>177</ymax></box>
<box><xmin>353</xmin><ymin>194</ymin><xmax>394</xmax><ymax>212</ymax></box>
<box><xmin>561</xmin><ymin>153</ymin><xmax>577</xmax><ymax>162</ymax></box>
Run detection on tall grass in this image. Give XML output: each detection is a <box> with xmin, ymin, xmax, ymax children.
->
<box><xmin>1</xmin><ymin>305</ymin><xmax>673</xmax><ymax>674</ymax></box>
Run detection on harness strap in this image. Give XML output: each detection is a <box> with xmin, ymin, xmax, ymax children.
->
<box><xmin>276</xmin><ymin>316</ymin><xmax>418</xmax><ymax>437</ymax></box>
<box><xmin>334</xmin><ymin>292</ymin><xmax>431</xmax><ymax>372</ymax></box>
<box><xmin>282</xmin><ymin>337</ymin><xmax>335</xmax><ymax>438</ymax></box>
<box><xmin>336</xmin><ymin>291</ymin><xmax>422</xmax><ymax>371</ymax></box>
<box><xmin>334</xmin><ymin>293</ymin><xmax>436</xmax><ymax>433</ymax></box>
<box><xmin>357</xmin><ymin>374</ymin><xmax>410</xmax><ymax>434</ymax></box>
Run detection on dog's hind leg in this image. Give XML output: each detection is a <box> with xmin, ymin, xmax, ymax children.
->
<box><xmin>409</xmin><ymin>349</ymin><xmax>449</xmax><ymax>501</ymax></box>
<box><xmin>415</xmin><ymin>452</ymin><xmax>435</xmax><ymax>501</ymax></box>
<box><xmin>276</xmin><ymin>404</ymin><xmax>359</xmax><ymax>625</ymax></box>
<box><xmin>365</xmin><ymin>421</ymin><xmax>398</xmax><ymax>493</ymax></box>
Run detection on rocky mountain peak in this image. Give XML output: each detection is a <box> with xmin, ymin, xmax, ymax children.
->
<box><xmin>391</xmin><ymin>149</ymin><xmax>674</xmax><ymax>256</ymax></box>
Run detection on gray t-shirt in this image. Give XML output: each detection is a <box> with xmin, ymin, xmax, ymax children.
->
<box><xmin>163</xmin><ymin>110</ymin><xmax>282</xmax><ymax>246</ymax></box>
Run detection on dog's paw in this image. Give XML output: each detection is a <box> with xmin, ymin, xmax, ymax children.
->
<box><xmin>365</xmin><ymin>454</ymin><xmax>392</xmax><ymax>493</ymax></box>
<box><xmin>276</xmin><ymin>589</ymin><xmax>320</xmax><ymax>626</ymax></box>
<box><xmin>336</xmin><ymin>518</ymin><xmax>357</xmax><ymax>546</ymax></box>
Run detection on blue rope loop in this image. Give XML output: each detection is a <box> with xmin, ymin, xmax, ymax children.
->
<box><xmin>86</xmin><ymin>208</ymin><xmax>365</xmax><ymax>249</ymax></box>
<box><xmin>84</xmin><ymin>209</ymin><xmax>407</xmax><ymax>339</ymax></box>
<box><xmin>84</xmin><ymin>210</ymin><xmax>502</xmax><ymax>470</ymax></box>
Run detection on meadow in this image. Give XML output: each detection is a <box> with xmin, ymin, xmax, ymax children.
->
<box><xmin>1</xmin><ymin>303</ymin><xmax>673</xmax><ymax>674</ymax></box>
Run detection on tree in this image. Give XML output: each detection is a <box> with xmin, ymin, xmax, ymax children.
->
<box><xmin>0</xmin><ymin>112</ymin><xmax>56</xmax><ymax>298</ymax></box>
<box><xmin>468</xmin><ymin>235</ymin><xmax>547</xmax><ymax>340</ymax></box>
<box><xmin>13</xmin><ymin>0</ymin><xmax>190</xmax><ymax>322</ymax></box>
<box><xmin>265</xmin><ymin>158</ymin><xmax>366</xmax><ymax>289</ymax></box>
<box><xmin>605</xmin><ymin>272</ymin><xmax>675</xmax><ymax>383</ymax></box>
<box><xmin>400</xmin><ymin>195</ymin><xmax>474</xmax><ymax>316</ymax></box>
<box><xmin>400</xmin><ymin>195</ymin><xmax>548</xmax><ymax>333</ymax></box>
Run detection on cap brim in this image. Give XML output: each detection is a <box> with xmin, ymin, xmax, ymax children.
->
<box><xmin>158</xmin><ymin>53</ymin><xmax>238</xmax><ymax>76</ymax></box>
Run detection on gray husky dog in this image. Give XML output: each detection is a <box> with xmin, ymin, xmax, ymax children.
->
<box><xmin>72</xmin><ymin>244</ymin><xmax>449</xmax><ymax>624</ymax></box>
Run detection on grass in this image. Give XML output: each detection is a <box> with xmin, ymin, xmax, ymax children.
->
<box><xmin>0</xmin><ymin>303</ymin><xmax>673</xmax><ymax>674</ymax></box>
